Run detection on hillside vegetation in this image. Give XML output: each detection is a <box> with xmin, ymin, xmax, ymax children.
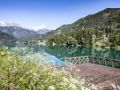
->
<box><xmin>0</xmin><ymin>31</ymin><xmax>16</xmax><ymax>46</ymax></box>
<box><xmin>45</xmin><ymin>8</ymin><xmax>120</xmax><ymax>48</ymax></box>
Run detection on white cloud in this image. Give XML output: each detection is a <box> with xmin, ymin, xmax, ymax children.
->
<box><xmin>22</xmin><ymin>24</ymin><xmax>47</xmax><ymax>31</ymax></box>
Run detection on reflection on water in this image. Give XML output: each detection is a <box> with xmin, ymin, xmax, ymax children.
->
<box><xmin>9</xmin><ymin>45</ymin><xmax>120</xmax><ymax>66</ymax></box>
<box><xmin>43</xmin><ymin>46</ymin><xmax>120</xmax><ymax>60</ymax></box>
<box><xmin>10</xmin><ymin>45</ymin><xmax>120</xmax><ymax>61</ymax></box>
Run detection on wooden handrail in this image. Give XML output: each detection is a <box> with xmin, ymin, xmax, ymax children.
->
<box><xmin>89</xmin><ymin>56</ymin><xmax>120</xmax><ymax>62</ymax></box>
<box><xmin>64</xmin><ymin>56</ymin><xmax>120</xmax><ymax>68</ymax></box>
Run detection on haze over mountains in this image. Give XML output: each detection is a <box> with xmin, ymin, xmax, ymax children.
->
<box><xmin>37</xmin><ymin>28</ymin><xmax>52</xmax><ymax>35</ymax></box>
<box><xmin>0</xmin><ymin>20</ymin><xmax>51</xmax><ymax>40</ymax></box>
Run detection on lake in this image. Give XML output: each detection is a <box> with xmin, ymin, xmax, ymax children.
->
<box><xmin>43</xmin><ymin>46</ymin><xmax>120</xmax><ymax>60</ymax></box>
<box><xmin>12</xmin><ymin>45</ymin><xmax>120</xmax><ymax>63</ymax></box>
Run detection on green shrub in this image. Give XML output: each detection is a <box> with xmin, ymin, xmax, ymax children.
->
<box><xmin>0</xmin><ymin>47</ymin><xmax>86</xmax><ymax>90</ymax></box>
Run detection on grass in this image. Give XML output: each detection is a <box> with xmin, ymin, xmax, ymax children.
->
<box><xmin>0</xmin><ymin>47</ymin><xmax>89</xmax><ymax>90</ymax></box>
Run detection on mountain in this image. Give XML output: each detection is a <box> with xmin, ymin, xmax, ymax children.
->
<box><xmin>44</xmin><ymin>8</ymin><xmax>120</xmax><ymax>39</ymax></box>
<box><xmin>0</xmin><ymin>20</ymin><xmax>39</xmax><ymax>40</ymax></box>
<box><xmin>37</xmin><ymin>28</ymin><xmax>51</xmax><ymax>35</ymax></box>
<box><xmin>0</xmin><ymin>20</ymin><xmax>20</xmax><ymax>27</ymax></box>
<box><xmin>0</xmin><ymin>31</ymin><xmax>16</xmax><ymax>46</ymax></box>
<box><xmin>45</xmin><ymin>8</ymin><xmax>120</xmax><ymax>47</ymax></box>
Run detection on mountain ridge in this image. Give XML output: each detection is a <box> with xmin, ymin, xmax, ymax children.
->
<box><xmin>44</xmin><ymin>8</ymin><xmax>120</xmax><ymax>39</ymax></box>
<box><xmin>0</xmin><ymin>20</ymin><xmax>41</xmax><ymax>40</ymax></box>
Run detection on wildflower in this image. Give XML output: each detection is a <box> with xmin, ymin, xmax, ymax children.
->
<box><xmin>50</xmin><ymin>73</ymin><xmax>56</xmax><ymax>76</ymax></box>
<box><xmin>0</xmin><ymin>51</ymin><xmax>5</xmax><ymax>56</ymax></box>
<box><xmin>69</xmin><ymin>84</ymin><xmax>77</xmax><ymax>90</ymax></box>
<box><xmin>62</xmin><ymin>77</ymin><xmax>69</xmax><ymax>83</ymax></box>
<box><xmin>81</xmin><ymin>86</ymin><xmax>85</xmax><ymax>90</ymax></box>
<box><xmin>81</xmin><ymin>87</ymin><xmax>91</xmax><ymax>90</ymax></box>
<box><xmin>117</xmin><ymin>85</ymin><xmax>120</xmax><ymax>90</ymax></box>
<box><xmin>26</xmin><ymin>71</ymin><xmax>29</xmax><ymax>75</ymax></box>
<box><xmin>19</xmin><ymin>77</ymin><xmax>23</xmax><ymax>81</ymax></box>
<box><xmin>8</xmin><ymin>83</ymin><xmax>15</xmax><ymax>90</ymax></box>
<box><xmin>80</xmin><ymin>79</ymin><xmax>85</xmax><ymax>85</ymax></box>
<box><xmin>76</xmin><ymin>69</ymin><xmax>81</xmax><ymax>72</ymax></box>
<box><xmin>48</xmin><ymin>86</ymin><xmax>55</xmax><ymax>90</ymax></box>
<box><xmin>11</xmin><ymin>67</ymin><xmax>17</xmax><ymax>76</ymax></box>
<box><xmin>111</xmin><ymin>83</ymin><xmax>117</xmax><ymax>89</ymax></box>
<box><xmin>91</xmin><ymin>84</ymin><xmax>97</xmax><ymax>90</ymax></box>
<box><xmin>85</xmin><ymin>87</ymin><xmax>91</xmax><ymax>90</ymax></box>
<box><xmin>32</xmin><ymin>73</ymin><xmax>39</xmax><ymax>77</ymax></box>
<box><xmin>44</xmin><ymin>79</ymin><xmax>48</xmax><ymax>83</ymax></box>
<box><xmin>72</xmin><ymin>79</ymin><xmax>79</xmax><ymax>84</ymax></box>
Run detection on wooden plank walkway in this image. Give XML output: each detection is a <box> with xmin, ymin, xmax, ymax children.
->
<box><xmin>64</xmin><ymin>56</ymin><xmax>120</xmax><ymax>89</ymax></box>
<box><xmin>71</xmin><ymin>63</ymin><xmax>120</xmax><ymax>90</ymax></box>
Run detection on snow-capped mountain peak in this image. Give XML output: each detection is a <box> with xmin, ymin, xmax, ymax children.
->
<box><xmin>0</xmin><ymin>20</ymin><xmax>48</xmax><ymax>31</ymax></box>
<box><xmin>22</xmin><ymin>24</ymin><xmax>47</xmax><ymax>31</ymax></box>
<box><xmin>0</xmin><ymin>20</ymin><xmax>52</xmax><ymax>33</ymax></box>
<box><xmin>0</xmin><ymin>20</ymin><xmax>20</xmax><ymax>27</ymax></box>
<box><xmin>0</xmin><ymin>20</ymin><xmax>8</xmax><ymax>26</ymax></box>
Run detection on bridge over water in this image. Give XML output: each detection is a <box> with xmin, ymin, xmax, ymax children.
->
<box><xmin>64</xmin><ymin>56</ymin><xmax>120</xmax><ymax>90</ymax></box>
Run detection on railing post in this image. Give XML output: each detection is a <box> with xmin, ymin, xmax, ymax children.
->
<box><xmin>112</xmin><ymin>60</ymin><xmax>115</xmax><ymax>68</ymax></box>
<box><xmin>105</xmin><ymin>59</ymin><xmax>107</xmax><ymax>66</ymax></box>
<box><xmin>99</xmin><ymin>58</ymin><xmax>101</xmax><ymax>65</ymax></box>
<box><xmin>87</xmin><ymin>56</ymin><xmax>90</xmax><ymax>63</ymax></box>
<box><xmin>93</xmin><ymin>57</ymin><xmax>95</xmax><ymax>64</ymax></box>
<box><xmin>88</xmin><ymin>56</ymin><xmax>91</xmax><ymax>63</ymax></box>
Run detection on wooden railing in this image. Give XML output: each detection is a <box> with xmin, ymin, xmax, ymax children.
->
<box><xmin>65</xmin><ymin>56</ymin><xmax>89</xmax><ymax>64</ymax></box>
<box><xmin>64</xmin><ymin>56</ymin><xmax>120</xmax><ymax>68</ymax></box>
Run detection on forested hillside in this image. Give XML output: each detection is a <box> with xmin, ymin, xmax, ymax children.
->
<box><xmin>45</xmin><ymin>8</ymin><xmax>120</xmax><ymax>48</ymax></box>
<box><xmin>0</xmin><ymin>31</ymin><xmax>16</xmax><ymax>46</ymax></box>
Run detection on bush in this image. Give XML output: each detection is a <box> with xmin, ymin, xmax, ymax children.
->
<box><xmin>0</xmin><ymin>47</ymin><xmax>86</xmax><ymax>90</ymax></box>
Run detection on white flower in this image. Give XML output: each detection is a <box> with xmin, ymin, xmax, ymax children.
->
<box><xmin>48</xmin><ymin>86</ymin><xmax>55</xmax><ymax>90</ymax></box>
<box><xmin>44</xmin><ymin>79</ymin><xmax>48</xmax><ymax>83</ymax></box>
<box><xmin>73</xmin><ymin>79</ymin><xmax>79</xmax><ymax>84</ymax></box>
<box><xmin>85</xmin><ymin>87</ymin><xmax>91</xmax><ymax>90</ymax></box>
<box><xmin>111</xmin><ymin>83</ymin><xmax>117</xmax><ymax>89</ymax></box>
<box><xmin>62</xmin><ymin>77</ymin><xmax>69</xmax><ymax>83</ymax></box>
<box><xmin>69</xmin><ymin>84</ymin><xmax>77</xmax><ymax>90</ymax></box>
<box><xmin>11</xmin><ymin>67</ymin><xmax>17</xmax><ymax>75</ymax></box>
<box><xmin>91</xmin><ymin>84</ymin><xmax>97</xmax><ymax>90</ymax></box>
<box><xmin>80</xmin><ymin>79</ymin><xmax>85</xmax><ymax>85</ymax></box>
<box><xmin>19</xmin><ymin>77</ymin><xmax>23</xmax><ymax>81</ymax></box>
<box><xmin>76</xmin><ymin>69</ymin><xmax>81</xmax><ymax>72</ymax></box>
<box><xmin>33</xmin><ymin>73</ymin><xmax>39</xmax><ymax>77</ymax></box>
<box><xmin>117</xmin><ymin>85</ymin><xmax>120</xmax><ymax>89</ymax></box>
<box><xmin>26</xmin><ymin>71</ymin><xmax>29</xmax><ymax>75</ymax></box>
<box><xmin>70</xmin><ymin>78</ymin><xmax>79</xmax><ymax>84</ymax></box>
<box><xmin>81</xmin><ymin>87</ymin><xmax>85</xmax><ymax>90</ymax></box>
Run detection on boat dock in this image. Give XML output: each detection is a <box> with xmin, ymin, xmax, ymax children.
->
<box><xmin>64</xmin><ymin>56</ymin><xmax>120</xmax><ymax>90</ymax></box>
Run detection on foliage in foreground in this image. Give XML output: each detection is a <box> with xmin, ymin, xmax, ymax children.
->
<box><xmin>0</xmin><ymin>47</ymin><xmax>90</xmax><ymax>90</ymax></box>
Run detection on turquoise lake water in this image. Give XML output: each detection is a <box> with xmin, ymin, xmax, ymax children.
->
<box><xmin>11</xmin><ymin>45</ymin><xmax>120</xmax><ymax>65</ymax></box>
<box><xmin>42</xmin><ymin>46</ymin><xmax>120</xmax><ymax>60</ymax></box>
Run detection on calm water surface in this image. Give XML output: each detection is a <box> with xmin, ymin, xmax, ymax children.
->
<box><xmin>28</xmin><ymin>45</ymin><xmax>120</xmax><ymax>61</ymax></box>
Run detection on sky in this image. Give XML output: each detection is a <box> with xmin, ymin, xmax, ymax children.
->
<box><xmin>0</xmin><ymin>0</ymin><xmax>120</xmax><ymax>30</ymax></box>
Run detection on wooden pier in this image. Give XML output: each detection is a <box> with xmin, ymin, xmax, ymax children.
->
<box><xmin>64</xmin><ymin>56</ymin><xmax>120</xmax><ymax>90</ymax></box>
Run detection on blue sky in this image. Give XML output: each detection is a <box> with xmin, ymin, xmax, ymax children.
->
<box><xmin>0</xmin><ymin>0</ymin><xmax>120</xmax><ymax>30</ymax></box>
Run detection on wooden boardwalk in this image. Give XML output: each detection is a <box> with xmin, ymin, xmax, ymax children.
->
<box><xmin>73</xmin><ymin>63</ymin><xmax>120</xmax><ymax>90</ymax></box>
<box><xmin>64</xmin><ymin>56</ymin><xmax>120</xmax><ymax>90</ymax></box>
